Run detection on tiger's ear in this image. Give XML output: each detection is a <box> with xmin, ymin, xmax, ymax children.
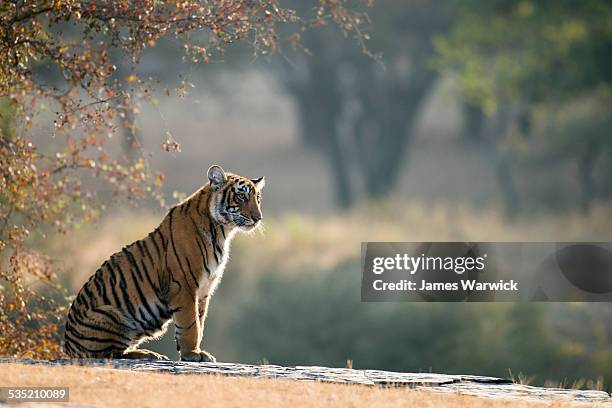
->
<box><xmin>251</xmin><ymin>176</ymin><xmax>265</xmax><ymax>192</ymax></box>
<box><xmin>207</xmin><ymin>165</ymin><xmax>226</xmax><ymax>191</ymax></box>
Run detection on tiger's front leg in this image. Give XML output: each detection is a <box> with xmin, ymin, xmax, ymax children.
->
<box><xmin>172</xmin><ymin>295</ymin><xmax>216</xmax><ymax>362</ymax></box>
<box><xmin>197</xmin><ymin>295</ymin><xmax>210</xmax><ymax>348</ymax></box>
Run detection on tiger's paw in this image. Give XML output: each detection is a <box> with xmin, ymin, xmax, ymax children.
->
<box><xmin>122</xmin><ymin>349</ymin><xmax>170</xmax><ymax>361</ymax></box>
<box><xmin>180</xmin><ymin>350</ymin><xmax>217</xmax><ymax>363</ymax></box>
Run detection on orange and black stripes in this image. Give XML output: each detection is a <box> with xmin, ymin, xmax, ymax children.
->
<box><xmin>64</xmin><ymin>166</ymin><xmax>264</xmax><ymax>360</ymax></box>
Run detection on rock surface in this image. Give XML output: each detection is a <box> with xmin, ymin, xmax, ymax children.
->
<box><xmin>1</xmin><ymin>358</ymin><xmax>610</xmax><ymax>405</ymax></box>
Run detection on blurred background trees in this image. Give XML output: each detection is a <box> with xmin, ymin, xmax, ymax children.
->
<box><xmin>277</xmin><ymin>1</ymin><xmax>454</xmax><ymax>207</ymax></box>
<box><xmin>435</xmin><ymin>0</ymin><xmax>612</xmax><ymax>215</ymax></box>
<box><xmin>269</xmin><ymin>0</ymin><xmax>611</xmax><ymax>212</ymax></box>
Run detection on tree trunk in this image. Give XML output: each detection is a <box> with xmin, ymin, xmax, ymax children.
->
<box><xmin>578</xmin><ymin>142</ymin><xmax>597</xmax><ymax>212</ymax></box>
<box><xmin>461</xmin><ymin>103</ymin><xmax>485</xmax><ymax>143</ymax></box>
<box><xmin>486</xmin><ymin>106</ymin><xmax>521</xmax><ymax>218</ymax></box>
<box><xmin>285</xmin><ymin>59</ymin><xmax>355</xmax><ymax>207</ymax></box>
<box><xmin>360</xmin><ymin>67</ymin><xmax>437</xmax><ymax>198</ymax></box>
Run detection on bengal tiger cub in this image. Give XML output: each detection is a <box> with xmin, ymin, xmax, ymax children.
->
<box><xmin>64</xmin><ymin>165</ymin><xmax>264</xmax><ymax>361</ymax></box>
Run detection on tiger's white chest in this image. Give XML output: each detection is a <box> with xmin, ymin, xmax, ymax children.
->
<box><xmin>197</xmin><ymin>229</ymin><xmax>236</xmax><ymax>297</ymax></box>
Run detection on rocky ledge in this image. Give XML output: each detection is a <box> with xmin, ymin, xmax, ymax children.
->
<box><xmin>1</xmin><ymin>358</ymin><xmax>610</xmax><ymax>405</ymax></box>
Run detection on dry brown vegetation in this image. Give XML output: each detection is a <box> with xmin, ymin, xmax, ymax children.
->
<box><xmin>44</xmin><ymin>203</ymin><xmax>612</xmax><ymax>289</ymax></box>
<box><xmin>0</xmin><ymin>363</ymin><xmax>582</xmax><ymax>408</ymax></box>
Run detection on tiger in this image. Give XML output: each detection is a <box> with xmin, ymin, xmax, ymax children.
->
<box><xmin>63</xmin><ymin>165</ymin><xmax>264</xmax><ymax>361</ymax></box>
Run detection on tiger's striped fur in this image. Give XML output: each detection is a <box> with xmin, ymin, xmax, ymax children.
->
<box><xmin>64</xmin><ymin>165</ymin><xmax>264</xmax><ymax>361</ymax></box>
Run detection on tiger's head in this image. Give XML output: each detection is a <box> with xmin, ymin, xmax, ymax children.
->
<box><xmin>207</xmin><ymin>165</ymin><xmax>264</xmax><ymax>232</ymax></box>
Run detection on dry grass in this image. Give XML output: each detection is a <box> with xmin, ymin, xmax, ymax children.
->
<box><xmin>0</xmin><ymin>363</ymin><xmax>578</xmax><ymax>408</ymax></box>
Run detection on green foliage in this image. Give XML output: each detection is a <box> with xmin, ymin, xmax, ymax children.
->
<box><xmin>434</xmin><ymin>0</ymin><xmax>612</xmax><ymax>113</ymax></box>
<box><xmin>433</xmin><ymin>1</ymin><xmax>612</xmax><ymax>213</ymax></box>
